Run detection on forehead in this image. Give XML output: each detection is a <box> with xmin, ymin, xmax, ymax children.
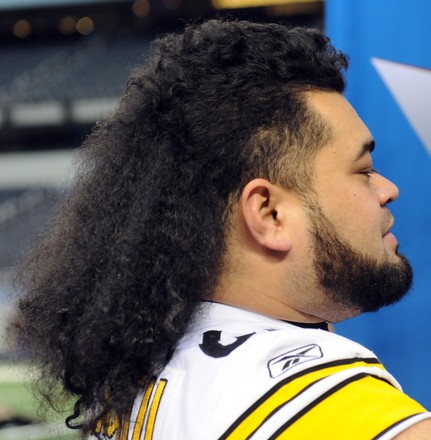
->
<box><xmin>305</xmin><ymin>91</ymin><xmax>373</xmax><ymax>157</ymax></box>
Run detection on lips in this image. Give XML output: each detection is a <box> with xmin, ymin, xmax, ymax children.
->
<box><xmin>383</xmin><ymin>231</ymin><xmax>398</xmax><ymax>248</ymax></box>
<box><xmin>382</xmin><ymin>215</ymin><xmax>398</xmax><ymax>249</ymax></box>
<box><xmin>383</xmin><ymin>216</ymin><xmax>394</xmax><ymax>237</ymax></box>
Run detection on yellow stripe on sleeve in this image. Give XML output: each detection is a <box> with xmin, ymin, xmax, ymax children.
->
<box><xmin>144</xmin><ymin>379</ymin><xmax>168</xmax><ymax>440</ymax></box>
<box><xmin>132</xmin><ymin>379</ymin><xmax>156</xmax><ymax>440</ymax></box>
<box><xmin>223</xmin><ymin>359</ymin><xmax>384</xmax><ymax>439</ymax></box>
<box><xmin>120</xmin><ymin>410</ymin><xmax>131</xmax><ymax>440</ymax></box>
<box><xmin>275</xmin><ymin>374</ymin><xmax>427</xmax><ymax>440</ymax></box>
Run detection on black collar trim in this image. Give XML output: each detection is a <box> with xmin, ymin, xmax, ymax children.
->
<box><xmin>284</xmin><ymin>320</ymin><xmax>329</xmax><ymax>331</ymax></box>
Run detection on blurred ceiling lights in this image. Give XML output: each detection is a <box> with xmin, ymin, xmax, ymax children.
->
<box><xmin>132</xmin><ymin>0</ymin><xmax>151</xmax><ymax>17</ymax></box>
<box><xmin>58</xmin><ymin>16</ymin><xmax>77</xmax><ymax>34</ymax></box>
<box><xmin>13</xmin><ymin>19</ymin><xmax>32</xmax><ymax>38</ymax></box>
<box><xmin>212</xmin><ymin>0</ymin><xmax>322</xmax><ymax>9</ymax></box>
<box><xmin>76</xmin><ymin>16</ymin><xmax>95</xmax><ymax>35</ymax></box>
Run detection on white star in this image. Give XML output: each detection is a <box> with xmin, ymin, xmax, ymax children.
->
<box><xmin>371</xmin><ymin>57</ymin><xmax>431</xmax><ymax>157</ymax></box>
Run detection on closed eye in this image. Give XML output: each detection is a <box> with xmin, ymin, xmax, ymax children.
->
<box><xmin>361</xmin><ymin>168</ymin><xmax>379</xmax><ymax>177</ymax></box>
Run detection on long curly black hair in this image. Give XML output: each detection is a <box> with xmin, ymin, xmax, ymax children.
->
<box><xmin>10</xmin><ymin>19</ymin><xmax>348</xmax><ymax>435</ymax></box>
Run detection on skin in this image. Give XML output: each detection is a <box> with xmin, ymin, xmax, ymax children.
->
<box><xmin>215</xmin><ymin>90</ymin><xmax>403</xmax><ymax>322</ymax></box>
<box><xmin>213</xmin><ymin>90</ymin><xmax>431</xmax><ymax>437</ymax></box>
<box><xmin>307</xmin><ymin>91</ymin><xmax>400</xmax><ymax>266</ymax></box>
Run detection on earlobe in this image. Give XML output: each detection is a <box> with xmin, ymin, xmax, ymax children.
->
<box><xmin>241</xmin><ymin>179</ymin><xmax>292</xmax><ymax>253</ymax></box>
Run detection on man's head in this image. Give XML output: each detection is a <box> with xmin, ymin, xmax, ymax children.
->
<box><xmin>97</xmin><ymin>19</ymin><xmax>351</xmax><ymax>320</ymax></box>
<box><xmin>220</xmin><ymin>90</ymin><xmax>412</xmax><ymax>323</ymax></box>
<box><xmin>305</xmin><ymin>92</ymin><xmax>412</xmax><ymax>320</ymax></box>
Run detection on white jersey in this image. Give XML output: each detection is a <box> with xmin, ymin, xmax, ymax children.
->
<box><xmin>92</xmin><ymin>302</ymin><xmax>430</xmax><ymax>440</ymax></box>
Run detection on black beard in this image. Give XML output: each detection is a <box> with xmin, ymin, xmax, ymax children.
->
<box><xmin>308</xmin><ymin>202</ymin><xmax>413</xmax><ymax>315</ymax></box>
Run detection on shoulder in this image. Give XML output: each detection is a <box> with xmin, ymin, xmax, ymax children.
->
<box><xmin>198</xmin><ymin>328</ymin><xmax>429</xmax><ymax>439</ymax></box>
<box><xmin>133</xmin><ymin>304</ymin><xmax>430</xmax><ymax>439</ymax></box>
<box><xmin>173</xmin><ymin>303</ymin><xmax>385</xmax><ymax>388</ymax></box>
<box><xmin>164</xmin><ymin>305</ymin><xmax>430</xmax><ymax>439</ymax></box>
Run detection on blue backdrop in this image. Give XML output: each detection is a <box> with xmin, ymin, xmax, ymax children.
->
<box><xmin>326</xmin><ymin>1</ymin><xmax>431</xmax><ymax>408</ymax></box>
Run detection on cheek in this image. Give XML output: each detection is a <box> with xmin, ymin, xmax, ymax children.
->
<box><xmin>288</xmin><ymin>206</ymin><xmax>315</xmax><ymax>258</ymax></box>
<box><xmin>324</xmin><ymin>192</ymin><xmax>381</xmax><ymax>242</ymax></box>
<box><xmin>291</xmin><ymin>212</ymin><xmax>313</xmax><ymax>248</ymax></box>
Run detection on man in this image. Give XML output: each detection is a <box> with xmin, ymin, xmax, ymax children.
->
<box><xmin>12</xmin><ymin>19</ymin><xmax>431</xmax><ymax>439</ymax></box>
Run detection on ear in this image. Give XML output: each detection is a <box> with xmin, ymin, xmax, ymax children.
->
<box><xmin>241</xmin><ymin>179</ymin><xmax>291</xmax><ymax>252</ymax></box>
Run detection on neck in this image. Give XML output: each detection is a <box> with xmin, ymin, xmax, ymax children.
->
<box><xmin>212</xmin><ymin>277</ymin><xmax>326</xmax><ymax>324</ymax></box>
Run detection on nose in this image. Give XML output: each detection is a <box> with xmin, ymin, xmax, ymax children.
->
<box><xmin>373</xmin><ymin>173</ymin><xmax>399</xmax><ymax>206</ymax></box>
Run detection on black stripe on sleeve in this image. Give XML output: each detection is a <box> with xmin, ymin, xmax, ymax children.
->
<box><xmin>267</xmin><ymin>373</ymin><xmax>392</xmax><ymax>440</ymax></box>
<box><xmin>372</xmin><ymin>413</ymin><xmax>427</xmax><ymax>440</ymax></box>
<box><xmin>218</xmin><ymin>357</ymin><xmax>381</xmax><ymax>439</ymax></box>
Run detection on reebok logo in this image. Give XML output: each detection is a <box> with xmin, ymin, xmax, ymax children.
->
<box><xmin>268</xmin><ymin>344</ymin><xmax>323</xmax><ymax>378</ymax></box>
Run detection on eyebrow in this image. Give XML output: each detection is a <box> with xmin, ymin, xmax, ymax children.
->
<box><xmin>354</xmin><ymin>139</ymin><xmax>375</xmax><ymax>161</ymax></box>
